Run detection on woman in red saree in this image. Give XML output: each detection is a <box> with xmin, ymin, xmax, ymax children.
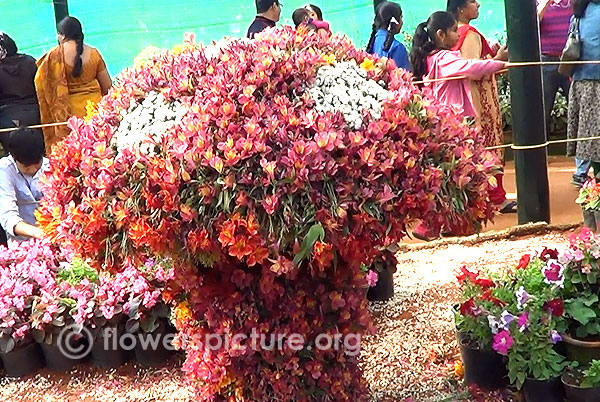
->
<box><xmin>447</xmin><ymin>0</ymin><xmax>515</xmax><ymax>214</ymax></box>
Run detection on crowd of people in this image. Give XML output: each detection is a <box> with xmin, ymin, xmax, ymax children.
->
<box><xmin>0</xmin><ymin>16</ymin><xmax>111</xmax><ymax>247</ymax></box>
<box><xmin>0</xmin><ymin>1</ymin><xmax>598</xmax><ymax>247</ymax></box>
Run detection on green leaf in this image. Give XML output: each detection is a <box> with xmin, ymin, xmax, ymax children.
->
<box><xmin>293</xmin><ymin>223</ymin><xmax>325</xmax><ymax>266</ymax></box>
<box><xmin>567</xmin><ymin>299</ymin><xmax>598</xmax><ymax>325</ymax></box>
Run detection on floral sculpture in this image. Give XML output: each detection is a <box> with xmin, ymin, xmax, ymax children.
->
<box><xmin>37</xmin><ymin>27</ymin><xmax>498</xmax><ymax>400</ymax></box>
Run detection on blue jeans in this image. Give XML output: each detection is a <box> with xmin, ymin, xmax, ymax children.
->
<box><xmin>541</xmin><ymin>55</ymin><xmax>590</xmax><ymax>176</ymax></box>
<box><xmin>575</xmin><ymin>158</ymin><xmax>591</xmax><ymax>177</ymax></box>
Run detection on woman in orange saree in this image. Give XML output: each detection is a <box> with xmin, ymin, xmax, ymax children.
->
<box><xmin>35</xmin><ymin>16</ymin><xmax>112</xmax><ymax>154</ymax></box>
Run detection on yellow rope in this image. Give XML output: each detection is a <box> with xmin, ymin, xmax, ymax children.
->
<box><xmin>0</xmin><ymin>121</ymin><xmax>68</xmax><ymax>134</ymax></box>
<box><xmin>486</xmin><ymin>136</ymin><xmax>600</xmax><ymax>151</ymax></box>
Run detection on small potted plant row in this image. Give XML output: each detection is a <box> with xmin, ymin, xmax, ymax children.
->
<box><xmin>454</xmin><ymin>228</ymin><xmax>600</xmax><ymax>401</ymax></box>
<box><xmin>0</xmin><ymin>240</ymin><xmax>175</xmax><ymax>377</ymax></box>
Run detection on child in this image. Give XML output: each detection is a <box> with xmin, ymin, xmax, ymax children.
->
<box><xmin>410</xmin><ymin>11</ymin><xmax>506</xmax><ymax>118</ymax></box>
<box><xmin>304</xmin><ymin>4</ymin><xmax>323</xmax><ymax>21</ymax></box>
<box><xmin>366</xmin><ymin>1</ymin><xmax>410</xmax><ymax>71</ymax></box>
<box><xmin>292</xmin><ymin>7</ymin><xmax>331</xmax><ymax>33</ymax></box>
<box><xmin>409</xmin><ymin>11</ymin><xmax>507</xmax><ymax>241</ymax></box>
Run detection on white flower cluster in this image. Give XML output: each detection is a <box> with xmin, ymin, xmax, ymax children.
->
<box><xmin>111</xmin><ymin>91</ymin><xmax>186</xmax><ymax>155</ymax></box>
<box><xmin>309</xmin><ymin>60</ymin><xmax>387</xmax><ymax>130</ymax></box>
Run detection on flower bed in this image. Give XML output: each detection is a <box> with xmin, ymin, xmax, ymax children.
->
<box><xmin>36</xmin><ymin>27</ymin><xmax>499</xmax><ymax>400</ymax></box>
<box><xmin>455</xmin><ymin>227</ymin><xmax>600</xmax><ymax>396</ymax></box>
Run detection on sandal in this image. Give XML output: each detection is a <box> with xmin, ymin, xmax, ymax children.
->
<box><xmin>499</xmin><ymin>200</ymin><xmax>517</xmax><ymax>214</ymax></box>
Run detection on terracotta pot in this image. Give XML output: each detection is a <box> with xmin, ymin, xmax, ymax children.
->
<box><xmin>562</xmin><ymin>369</ymin><xmax>600</xmax><ymax>402</ymax></box>
<box><xmin>563</xmin><ymin>333</ymin><xmax>600</xmax><ymax>365</ymax></box>
<box><xmin>458</xmin><ymin>338</ymin><xmax>507</xmax><ymax>390</ymax></box>
<box><xmin>0</xmin><ymin>342</ymin><xmax>44</xmax><ymax>377</ymax></box>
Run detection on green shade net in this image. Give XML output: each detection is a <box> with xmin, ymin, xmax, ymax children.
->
<box><xmin>2</xmin><ymin>0</ymin><xmax>505</xmax><ymax>76</ymax></box>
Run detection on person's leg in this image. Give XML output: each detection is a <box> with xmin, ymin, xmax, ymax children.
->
<box><xmin>560</xmin><ymin>73</ymin><xmax>589</xmax><ymax>185</ymax></box>
<box><xmin>542</xmin><ymin>62</ymin><xmax>560</xmax><ymax>136</ymax></box>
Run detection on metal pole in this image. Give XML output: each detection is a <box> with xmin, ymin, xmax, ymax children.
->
<box><xmin>504</xmin><ymin>0</ymin><xmax>551</xmax><ymax>224</ymax></box>
<box><xmin>53</xmin><ymin>0</ymin><xmax>69</xmax><ymax>25</ymax></box>
<box><xmin>373</xmin><ymin>0</ymin><xmax>385</xmax><ymax>13</ymax></box>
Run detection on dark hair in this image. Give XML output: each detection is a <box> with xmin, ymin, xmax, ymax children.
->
<box><xmin>446</xmin><ymin>0</ymin><xmax>468</xmax><ymax>16</ymax></box>
<box><xmin>256</xmin><ymin>0</ymin><xmax>278</xmax><ymax>14</ymax></box>
<box><xmin>7</xmin><ymin>127</ymin><xmax>45</xmax><ymax>166</ymax></box>
<box><xmin>573</xmin><ymin>0</ymin><xmax>593</xmax><ymax>18</ymax></box>
<box><xmin>410</xmin><ymin>11</ymin><xmax>456</xmax><ymax>81</ymax></box>
<box><xmin>293</xmin><ymin>8</ymin><xmax>311</xmax><ymax>27</ymax></box>
<box><xmin>366</xmin><ymin>1</ymin><xmax>402</xmax><ymax>54</ymax></box>
<box><xmin>306</xmin><ymin>4</ymin><xmax>323</xmax><ymax>20</ymax></box>
<box><xmin>57</xmin><ymin>16</ymin><xmax>84</xmax><ymax>78</ymax></box>
<box><xmin>0</xmin><ymin>33</ymin><xmax>18</xmax><ymax>60</ymax></box>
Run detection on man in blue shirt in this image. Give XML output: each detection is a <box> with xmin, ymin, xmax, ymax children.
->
<box><xmin>247</xmin><ymin>0</ymin><xmax>282</xmax><ymax>39</ymax></box>
<box><xmin>0</xmin><ymin>127</ymin><xmax>47</xmax><ymax>247</ymax></box>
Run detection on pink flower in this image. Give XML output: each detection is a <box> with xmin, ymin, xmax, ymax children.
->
<box><xmin>366</xmin><ymin>270</ymin><xmax>378</xmax><ymax>287</ymax></box>
<box><xmin>542</xmin><ymin>260</ymin><xmax>564</xmax><ymax>287</ymax></box>
<box><xmin>42</xmin><ymin>312</ymin><xmax>53</xmax><ymax>324</ymax></box>
<box><xmin>492</xmin><ymin>330</ymin><xmax>514</xmax><ymax>355</ymax></box>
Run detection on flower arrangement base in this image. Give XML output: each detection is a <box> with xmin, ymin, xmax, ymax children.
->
<box><xmin>562</xmin><ymin>370</ymin><xmax>600</xmax><ymax>402</ymax></box>
<box><xmin>91</xmin><ymin>329</ymin><xmax>129</xmax><ymax>369</ymax></box>
<box><xmin>563</xmin><ymin>334</ymin><xmax>600</xmax><ymax>365</ymax></box>
<box><xmin>366</xmin><ymin>268</ymin><xmax>394</xmax><ymax>302</ymax></box>
<box><xmin>459</xmin><ymin>338</ymin><xmax>507</xmax><ymax>390</ymax></box>
<box><xmin>133</xmin><ymin>333</ymin><xmax>173</xmax><ymax>367</ymax></box>
<box><xmin>582</xmin><ymin>208</ymin><xmax>596</xmax><ymax>231</ymax></box>
<box><xmin>522</xmin><ymin>376</ymin><xmax>565</xmax><ymax>402</ymax></box>
<box><xmin>39</xmin><ymin>338</ymin><xmax>87</xmax><ymax>372</ymax></box>
<box><xmin>0</xmin><ymin>342</ymin><xmax>44</xmax><ymax>377</ymax></box>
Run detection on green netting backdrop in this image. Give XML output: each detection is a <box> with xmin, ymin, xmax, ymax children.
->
<box><xmin>2</xmin><ymin>0</ymin><xmax>505</xmax><ymax>76</ymax></box>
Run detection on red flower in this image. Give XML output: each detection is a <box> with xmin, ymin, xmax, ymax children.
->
<box><xmin>517</xmin><ymin>254</ymin><xmax>531</xmax><ymax>269</ymax></box>
<box><xmin>544</xmin><ymin>298</ymin><xmax>564</xmax><ymax>317</ymax></box>
<box><xmin>474</xmin><ymin>277</ymin><xmax>495</xmax><ymax>289</ymax></box>
<box><xmin>481</xmin><ymin>289</ymin><xmax>504</xmax><ymax>306</ymax></box>
<box><xmin>459</xmin><ymin>298</ymin><xmax>477</xmax><ymax>316</ymax></box>
<box><xmin>540</xmin><ymin>248</ymin><xmax>559</xmax><ymax>262</ymax></box>
<box><xmin>456</xmin><ymin>265</ymin><xmax>478</xmax><ymax>283</ymax></box>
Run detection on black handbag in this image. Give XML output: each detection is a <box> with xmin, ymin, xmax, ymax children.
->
<box><xmin>558</xmin><ymin>17</ymin><xmax>581</xmax><ymax>76</ymax></box>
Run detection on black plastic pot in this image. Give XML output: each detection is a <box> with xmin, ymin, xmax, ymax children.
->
<box><xmin>366</xmin><ymin>268</ymin><xmax>394</xmax><ymax>302</ymax></box>
<box><xmin>459</xmin><ymin>338</ymin><xmax>507</xmax><ymax>390</ymax></box>
<box><xmin>523</xmin><ymin>376</ymin><xmax>565</xmax><ymax>402</ymax></box>
<box><xmin>562</xmin><ymin>370</ymin><xmax>600</xmax><ymax>402</ymax></box>
<box><xmin>583</xmin><ymin>208</ymin><xmax>596</xmax><ymax>232</ymax></box>
<box><xmin>39</xmin><ymin>337</ymin><xmax>87</xmax><ymax>372</ymax></box>
<box><xmin>0</xmin><ymin>342</ymin><xmax>44</xmax><ymax>377</ymax></box>
<box><xmin>134</xmin><ymin>332</ymin><xmax>173</xmax><ymax>367</ymax></box>
<box><xmin>91</xmin><ymin>327</ymin><xmax>129</xmax><ymax>368</ymax></box>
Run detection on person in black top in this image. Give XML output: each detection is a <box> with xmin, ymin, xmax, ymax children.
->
<box><xmin>0</xmin><ymin>33</ymin><xmax>41</xmax><ymax>151</ymax></box>
<box><xmin>247</xmin><ymin>0</ymin><xmax>282</xmax><ymax>39</ymax></box>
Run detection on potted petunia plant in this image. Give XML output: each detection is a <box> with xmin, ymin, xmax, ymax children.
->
<box><xmin>494</xmin><ymin>249</ymin><xmax>568</xmax><ymax>402</ymax></box>
<box><xmin>454</xmin><ymin>265</ymin><xmax>508</xmax><ymax>390</ymax></box>
<box><xmin>559</xmin><ymin>229</ymin><xmax>600</xmax><ymax>364</ymax></box>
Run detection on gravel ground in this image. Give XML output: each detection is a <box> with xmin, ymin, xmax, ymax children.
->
<box><xmin>0</xmin><ymin>230</ymin><xmax>575</xmax><ymax>402</ymax></box>
<box><xmin>362</xmin><ymin>230</ymin><xmax>573</xmax><ymax>402</ymax></box>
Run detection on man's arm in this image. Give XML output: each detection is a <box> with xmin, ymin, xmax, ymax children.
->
<box><xmin>0</xmin><ymin>165</ymin><xmax>42</xmax><ymax>240</ymax></box>
<box><xmin>13</xmin><ymin>221</ymin><xmax>44</xmax><ymax>239</ymax></box>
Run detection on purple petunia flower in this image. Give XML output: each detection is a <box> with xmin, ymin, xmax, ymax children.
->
<box><xmin>550</xmin><ymin>330</ymin><xmax>562</xmax><ymax>344</ymax></box>
<box><xmin>542</xmin><ymin>260</ymin><xmax>565</xmax><ymax>287</ymax></box>
<box><xmin>517</xmin><ymin>312</ymin><xmax>529</xmax><ymax>332</ymax></box>
<box><xmin>492</xmin><ymin>330</ymin><xmax>514</xmax><ymax>355</ymax></box>
<box><xmin>516</xmin><ymin>286</ymin><xmax>529</xmax><ymax>310</ymax></box>
<box><xmin>488</xmin><ymin>315</ymin><xmax>502</xmax><ymax>335</ymax></box>
<box><xmin>500</xmin><ymin>311</ymin><xmax>516</xmax><ymax>330</ymax></box>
